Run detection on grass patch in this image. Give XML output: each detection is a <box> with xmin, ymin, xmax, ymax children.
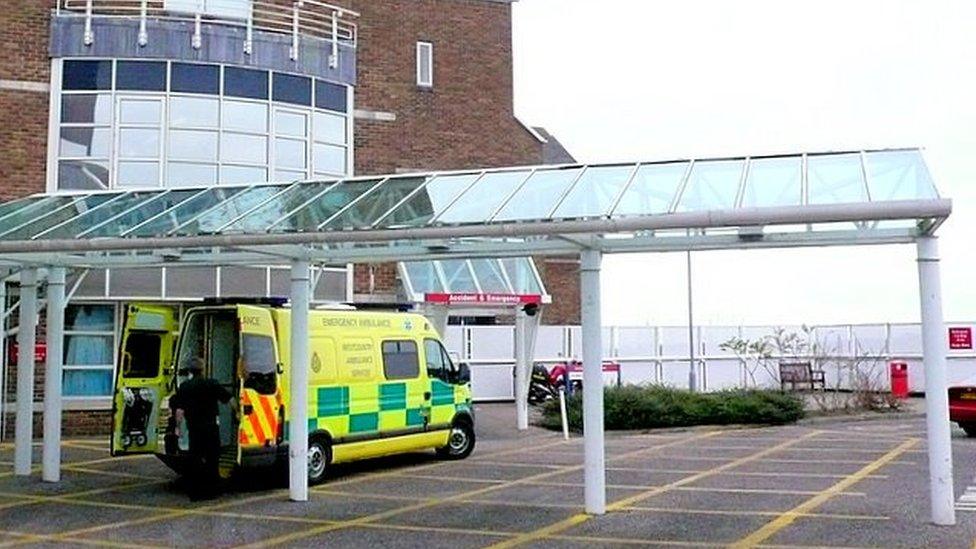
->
<box><xmin>538</xmin><ymin>385</ymin><xmax>805</xmax><ymax>431</ymax></box>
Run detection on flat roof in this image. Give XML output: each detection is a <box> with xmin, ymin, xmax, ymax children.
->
<box><xmin>0</xmin><ymin>148</ymin><xmax>949</xmax><ymax>268</ymax></box>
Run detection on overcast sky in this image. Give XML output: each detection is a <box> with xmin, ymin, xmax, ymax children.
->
<box><xmin>512</xmin><ymin>0</ymin><xmax>976</xmax><ymax>327</ymax></box>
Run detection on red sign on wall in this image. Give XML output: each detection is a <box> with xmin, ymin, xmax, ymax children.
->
<box><xmin>424</xmin><ymin>293</ymin><xmax>542</xmax><ymax>306</ymax></box>
<box><xmin>8</xmin><ymin>342</ymin><xmax>47</xmax><ymax>364</ymax></box>
<box><xmin>949</xmin><ymin>327</ymin><xmax>973</xmax><ymax>350</ymax></box>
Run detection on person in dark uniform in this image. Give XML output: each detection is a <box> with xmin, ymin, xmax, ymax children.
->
<box><xmin>171</xmin><ymin>357</ymin><xmax>233</xmax><ymax>501</ymax></box>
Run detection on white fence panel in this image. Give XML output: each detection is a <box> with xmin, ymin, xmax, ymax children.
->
<box><xmin>535</xmin><ymin>326</ymin><xmax>565</xmax><ymax>360</ymax></box>
<box><xmin>470</xmin><ymin>363</ymin><xmax>514</xmax><ymax>401</ymax></box>
<box><xmin>619</xmin><ymin>361</ymin><xmax>657</xmax><ymax>385</ymax></box>
<box><xmin>469</xmin><ymin>326</ymin><xmax>513</xmax><ymax>360</ymax></box>
<box><xmin>705</xmin><ymin>359</ymin><xmax>741</xmax><ymax>391</ymax></box>
<box><xmin>460</xmin><ymin>321</ymin><xmax>971</xmax><ymax>401</ymax></box>
<box><xmin>617</xmin><ymin>327</ymin><xmax>655</xmax><ymax>357</ymax></box>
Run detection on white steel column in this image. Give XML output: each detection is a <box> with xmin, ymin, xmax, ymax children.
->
<box><xmin>42</xmin><ymin>268</ymin><xmax>66</xmax><ymax>483</ymax></box>
<box><xmin>514</xmin><ymin>308</ymin><xmax>529</xmax><ymax>430</ymax></box>
<box><xmin>580</xmin><ymin>249</ymin><xmax>605</xmax><ymax>514</ymax></box>
<box><xmin>289</xmin><ymin>260</ymin><xmax>311</xmax><ymax>502</ymax></box>
<box><xmin>14</xmin><ymin>269</ymin><xmax>37</xmax><ymax>476</ymax></box>
<box><xmin>917</xmin><ymin>237</ymin><xmax>955</xmax><ymax>525</ymax></box>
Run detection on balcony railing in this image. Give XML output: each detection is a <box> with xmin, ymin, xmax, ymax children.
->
<box><xmin>58</xmin><ymin>0</ymin><xmax>358</xmax><ymax>64</ymax></box>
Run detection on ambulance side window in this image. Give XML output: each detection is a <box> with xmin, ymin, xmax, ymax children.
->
<box><xmin>382</xmin><ymin>340</ymin><xmax>419</xmax><ymax>380</ymax></box>
<box><xmin>424</xmin><ymin>339</ymin><xmax>448</xmax><ymax>381</ymax></box>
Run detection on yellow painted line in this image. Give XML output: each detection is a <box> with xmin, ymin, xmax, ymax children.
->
<box><xmin>0</xmin><ymin>529</ymin><xmax>159</xmax><ymax>548</ymax></box>
<box><xmin>0</xmin><ymin>453</ymin><xmax>152</xmax><ymax>479</ymax></box>
<box><xmin>0</xmin><ymin>437</ymin><xmax>571</xmax><ymax>546</ymax></box>
<box><xmin>463</xmin><ymin>460</ymin><xmax>563</xmax><ymax>470</ymax></box>
<box><xmin>549</xmin><ymin>533</ymin><xmax>726</xmax><ymax>546</ymax></box>
<box><xmin>381</xmin><ymin>472</ymin><xmax>504</xmax><ymax>485</ymax></box>
<box><xmin>622</xmin><ymin>505</ymin><xmax>888</xmax><ymax>521</ymax></box>
<box><xmin>730</xmin><ymin>438</ymin><xmax>918</xmax><ymax>548</ymax></box>
<box><xmin>604</xmin><ymin>466</ymin><xmax>887</xmax><ymax>480</ymax></box>
<box><xmin>483</xmin><ymin>431</ymin><xmax>824</xmax><ymax>549</ymax></box>
<box><xmin>234</xmin><ymin>431</ymin><xmax>720</xmax><ymax>548</ymax></box>
<box><xmin>62</xmin><ymin>465</ymin><xmax>160</xmax><ymax>481</ymax></box>
<box><xmin>673</xmin><ymin>486</ymin><xmax>866</xmax><ymax>497</ymax></box>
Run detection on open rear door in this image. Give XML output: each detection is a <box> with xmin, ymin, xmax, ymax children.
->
<box><xmin>236</xmin><ymin>305</ymin><xmax>283</xmax><ymax>457</ymax></box>
<box><xmin>111</xmin><ymin>304</ymin><xmax>179</xmax><ymax>456</ymax></box>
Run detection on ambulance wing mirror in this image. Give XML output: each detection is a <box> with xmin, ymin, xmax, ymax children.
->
<box><xmin>457</xmin><ymin>363</ymin><xmax>471</xmax><ymax>384</ymax></box>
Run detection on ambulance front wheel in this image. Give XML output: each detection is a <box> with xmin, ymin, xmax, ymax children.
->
<box><xmin>307</xmin><ymin>436</ymin><xmax>331</xmax><ymax>485</ymax></box>
<box><xmin>436</xmin><ymin>420</ymin><xmax>475</xmax><ymax>460</ymax></box>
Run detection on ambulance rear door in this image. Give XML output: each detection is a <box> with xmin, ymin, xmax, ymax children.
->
<box><xmin>111</xmin><ymin>303</ymin><xmax>179</xmax><ymax>455</ymax></box>
<box><xmin>236</xmin><ymin>305</ymin><xmax>283</xmax><ymax>455</ymax></box>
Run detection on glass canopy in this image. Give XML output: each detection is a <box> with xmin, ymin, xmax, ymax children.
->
<box><xmin>0</xmin><ymin>148</ymin><xmax>949</xmax><ymax>268</ymax></box>
<box><xmin>399</xmin><ymin>258</ymin><xmax>547</xmax><ymax>302</ymax></box>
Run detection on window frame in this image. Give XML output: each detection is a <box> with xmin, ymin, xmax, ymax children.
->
<box><xmin>63</xmin><ymin>302</ymin><xmax>119</xmax><ymax>400</ymax></box>
<box><xmin>416</xmin><ymin>41</ymin><xmax>434</xmax><ymax>88</ymax></box>
<box><xmin>381</xmin><ymin>339</ymin><xmax>421</xmax><ymax>381</ymax></box>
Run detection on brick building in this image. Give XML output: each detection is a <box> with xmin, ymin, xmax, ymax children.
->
<box><xmin>0</xmin><ymin>0</ymin><xmax>578</xmax><ymax>436</ymax></box>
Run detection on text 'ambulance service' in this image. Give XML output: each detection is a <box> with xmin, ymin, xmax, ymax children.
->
<box><xmin>110</xmin><ymin>300</ymin><xmax>475</xmax><ymax>483</ymax></box>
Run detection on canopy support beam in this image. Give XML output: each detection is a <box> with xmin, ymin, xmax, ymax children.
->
<box><xmin>42</xmin><ymin>267</ymin><xmax>65</xmax><ymax>482</ymax></box>
<box><xmin>289</xmin><ymin>260</ymin><xmax>311</xmax><ymax>502</ymax></box>
<box><xmin>14</xmin><ymin>269</ymin><xmax>37</xmax><ymax>476</ymax></box>
<box><xmin>580</xmin><ymin>249</ymin><xmax>605</xmax><ymax>514</ymax></box>
<box><xmin>917</xmin><ymin>236</ymin><xmax>955</xmax><ymax>525</ymax></box>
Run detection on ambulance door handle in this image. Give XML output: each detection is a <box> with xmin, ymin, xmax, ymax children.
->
<box><xmin>423</xmin><ymin>391</ymin><xmax>431</xmax><ymax>400</ymax></box>
<box><xmin>243</xmin><ymin>405</ymin><xmax>254</xmax><ymax>415</ymax></box>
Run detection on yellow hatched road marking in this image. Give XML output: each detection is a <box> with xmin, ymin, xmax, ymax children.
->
<box><xmin>622</xmin><ymin>505</ymin><xmax>888</xmax><ymax>521</ymax></box>
<box><xmin>730</xmin><ymin>438</ymin><xmax>918</xmax><ymax>548</ymax></box>
<box><xmin>483</xmin><ymin>430</ymin><xmax>823</xmax><ymax>549</ymax></box>
<box><xmin>0</xmin><ymin>433</ymin><xmax>578</xmax><ymax>547</ymax></box>
<box><xmin>233</xmin><ymin>431</ymin><xmax>721</xmax><ymax>548</ymax></box>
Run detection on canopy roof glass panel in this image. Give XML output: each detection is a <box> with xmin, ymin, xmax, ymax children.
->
<box><xmin>400</xmin><ymin>257</ymin><xmax>548</xmax><ymax>302</ymax></box>
<box><xmin>0</xmin><ymin>148</ymin><xmax>948</xmax><ymax>269</ymax></box>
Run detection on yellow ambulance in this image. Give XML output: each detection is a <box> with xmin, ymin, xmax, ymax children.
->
<box><xmin>110</xmin><ymin>300</ymin><xmax>475</xmax><ymax>483</ymax></box>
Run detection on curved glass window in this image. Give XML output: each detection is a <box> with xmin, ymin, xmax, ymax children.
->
<box><xmin>55</xmin><ymin>59</ymin><xmax>351</xmax><ymax>191</ymax></box>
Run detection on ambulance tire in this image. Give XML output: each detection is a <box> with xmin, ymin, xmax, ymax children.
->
<box><xmin>307</xmin><ymin>436</ymin><xmax>332</xmax><ymax>485</ymax></box>
<box><xmin>436</xmin><ymin>419</ymin><xmax>475</xmax><ymax>460</ymax></box>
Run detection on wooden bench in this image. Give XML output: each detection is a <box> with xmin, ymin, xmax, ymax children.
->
<box><xmin>779</xmin><ymin>361</ymin><xmax>825</xmax><ymax>391</ymax></box>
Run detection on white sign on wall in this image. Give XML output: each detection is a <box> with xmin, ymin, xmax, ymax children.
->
<box><xmin>164</xmin><ymin>0</ymin><xmax>251</xmax><ymax>20</ymax></box>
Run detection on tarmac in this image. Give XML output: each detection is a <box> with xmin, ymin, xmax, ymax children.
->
<box><xmin>1</xmin><ymin>403</ymin><xmax>976</xmax><ymax>548</ymax></box>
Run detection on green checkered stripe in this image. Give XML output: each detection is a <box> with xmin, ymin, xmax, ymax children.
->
<box><xmin>304</xmin><ymin>379</ymin><xmax>466</xmax><ymax>437</ymax></box>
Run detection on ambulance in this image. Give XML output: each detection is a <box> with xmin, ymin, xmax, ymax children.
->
<box><xmin>110</xmin><ymin>300</ymin><xmax>475</xmax><ymax>483</ymax></box>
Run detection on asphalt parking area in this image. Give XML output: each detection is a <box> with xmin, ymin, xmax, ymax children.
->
<box><xmin>2</xmin><ymin>405</ymin><xmax>976</xmax><ymax>548</ymax></box>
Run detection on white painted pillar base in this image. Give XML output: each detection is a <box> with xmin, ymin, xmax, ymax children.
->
<box><xmin>289</xmin><ymin>260</ymin><xmax>311</xmax><ymax>502</ymax></box>
<box><xmin>514</xmin><ymin>308</ymin><xmax>529</xmax><ymax>430</ymax></box>
<box><xmin>43</xmin><ymin>268</ymin><xmax>66</xmax><ymax>483</ymax></box>
<box><xmin>14</xmin><ymin>269</ymin><xmax>38</xmax><ymax>477</ymax></box>
<box><xmin>580</xmin><ymin>249</ymin><xmax>605</xmax><ymax>514</ymax></box>
<box><xmin>917</xmin><ymin>237</ymin><xmax>955</xmax><ymax>525</ymax></box>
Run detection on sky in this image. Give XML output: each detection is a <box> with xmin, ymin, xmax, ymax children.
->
<box><xmin>511</xmin><ymin>0</ymin><xmax>976</xmax><ymax>327</ymax></box>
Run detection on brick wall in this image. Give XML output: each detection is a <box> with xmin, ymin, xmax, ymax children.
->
<box><xmin>350</xmin><ymin>0</ymin><xmax>542</xmax><ymax>174</ymax></box>
<box><xmin>348</xmin><ymin>0</ymin><xmax>547</xmax><ymax>298</ymax></box>
<box><xmin>538</xmin><ymin>258</ymin><xmax>581</xmax><ymax>325</ymax></box>
<box><xmin>0</xmin><ymin>1</ymin><xmax>55</xmax><ymax>202</ymax></box>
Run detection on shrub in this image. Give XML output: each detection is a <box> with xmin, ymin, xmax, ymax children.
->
<box><xmin>538</xmin><ymin>385</ymin><xmax>804</xmax><ymax>431</ymax></box>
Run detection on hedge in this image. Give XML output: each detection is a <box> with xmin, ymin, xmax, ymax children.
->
<box><xmin>538</xmin><ymin>385</ymin><xmax>805</xmax><ymax>431</ymax></box>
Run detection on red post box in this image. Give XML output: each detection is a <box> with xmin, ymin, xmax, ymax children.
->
<box><xmin>890</xmin><ymin>362</ymin><xmax>909</xmax><ymax>399</ymax></box>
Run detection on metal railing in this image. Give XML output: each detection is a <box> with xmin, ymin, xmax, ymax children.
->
<box><xmin>58</xmin><ymin>0</ymin><xmax>358</xmax><ymax>62</ymax></box>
